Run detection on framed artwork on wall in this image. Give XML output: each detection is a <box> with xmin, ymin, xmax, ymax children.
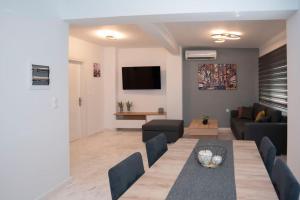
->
<box><xmin>29</xmin><ymin>63</ymin><xmax>51</xmax><ymax>90</ymax></box>
<box><xmin>93</xmin><ymin>63</ymin><xmax>101</xmax><ymax>77</ymax></box>
<box><xmin>198</xmin><ymin>64</ymin><xmax>237</xmax><ymax>90</ymax></box>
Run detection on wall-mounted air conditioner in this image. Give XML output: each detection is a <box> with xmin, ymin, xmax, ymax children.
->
<box><xmin>185</xmin><ymin>50</ymin><xmax>217</xmax><ymax>60</ymax></box>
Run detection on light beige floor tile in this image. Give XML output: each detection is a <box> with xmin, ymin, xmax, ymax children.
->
<box><xmin>47</xmin><ymin>129</ymin><xmax>235</xmax><ymax>200</ymax></box>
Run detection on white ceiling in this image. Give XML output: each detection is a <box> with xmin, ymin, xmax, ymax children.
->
<box><xmin>70</xmin><ymin>24</ymin><xmax>160</xmax><ymax>48</ymax></box>
<box><xmin>165</xmin><ymin>20</ymin><xmax>285</xmax><ymax>48</ymax></box>
<box><xmin>70</xmin><ymin>20</ymin><xmax>285</xmax><ymax>48</ymax></box>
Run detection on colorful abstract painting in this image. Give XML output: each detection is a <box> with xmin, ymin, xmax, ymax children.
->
<box><xmin>198</xmin><ymin>64</ymin><xmax>237</xmax><ymax>90</ymax></box>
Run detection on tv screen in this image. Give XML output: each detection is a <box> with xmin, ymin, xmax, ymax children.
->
<box><xmin>122</xmin><ymin>66</ymin><xmax>161</xmax><ymax>90</ymax></box>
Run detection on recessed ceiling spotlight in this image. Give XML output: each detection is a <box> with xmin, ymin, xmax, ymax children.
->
<box><xmin>96</xmin><ymin>30</ymin><xmax>125</xmax><ymax>40</ymax></box>
<box><xmin>210</xmin><ymin>30</ymin><xmax>242</xmax><ymax>43</ymax></box>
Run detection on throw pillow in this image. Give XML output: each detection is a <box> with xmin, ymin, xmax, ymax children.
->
<box><xmin>255</xmin><ymin>110</ymin><xmax>266</xmax><ymax>122</ymax></box>
<box><xmin>252</xmin><ymin>103</ymin><xmax>266</xmax><ymax>120</ymax></box>
<box><xmin>238</xmin><ymin>107</ymin><xmax>243</xmax><ymax>118</ymax></box>
<box><xmin>266</xmin><ymin>108</ymin><xmax>282</xmax><ymax>122</ymax></box>
<box><xmin>239</xmin><ymin>107</ymin><xmax>253</xmax><ymax>120</ymax></box>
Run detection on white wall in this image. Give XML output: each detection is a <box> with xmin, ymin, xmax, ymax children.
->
<box><xmin>101</xmin><ymin>47</ymin><xmax>182</xmax><ymax>129</ymax></box>
<box><xmin>117</xmin><ymin>48</ymin><xmax>167</xmax><ymax>112</ymax></box>
<box><xmin>259</xmin><ymin>30</ymin><xmax>286</xmax><ymax>56</ymax></box>
<box><xmin>69</xmin><ymin>37</ymin><xmax>104</xmax><ymax>135</ymax></box>
<box><xmin>103</xmin><ymin>47</ymin><xmax>118</xmax><ymax>130</ymax></box>
<box><xmin>0</xmin><ymin>1</ymin><xmax>69</xmax><ymax>200</ymax></box>
<box><xmin>287</xmin><ymin>9</ymin><xmax>300</xmax><ymax>181</ymax></box>
<box><xmin>166</xmin><ymin>50</ymin><xmax>183</xmax><ymax>119</ymax></box>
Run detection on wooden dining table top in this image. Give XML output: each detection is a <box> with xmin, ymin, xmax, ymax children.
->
<box><xmin>120</xmin><ymin>139</ymin><xmax>278</xmax><ymax>200</ymax></box>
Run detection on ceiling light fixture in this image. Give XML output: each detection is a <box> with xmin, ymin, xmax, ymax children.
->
<box><xmin>210</xmin><ymin>30</ymin><xmax>242</xmax><ymax>43</ymax></box>
<box><xmin>214</xmin><ymin>39</ymin><xmax>225</xmax><ymax>43</ymax></box>
<box><xmin>105</xmin><ymin>35</ymin><xmax>117</xmax><ymax>40</ymax></box>
<box><xmin>211</xmin><ymin>34</ymin><xmax>226</xmax><ymax>39</ymax></box>
<box><xmin>96</xmin><ymin>30</ymin><xmax>125</xmax><ymax>40</ymax></box>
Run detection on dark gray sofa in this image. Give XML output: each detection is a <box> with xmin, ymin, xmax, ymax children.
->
<box><xmin>231</xmin><ymin>103</ymin><xmax>287</xmax><ymax>155</ymax></box>
<box><xmin>142</xmin><ymin>120</ymin><xmax>184</xmax><ymax>143</ymax></box>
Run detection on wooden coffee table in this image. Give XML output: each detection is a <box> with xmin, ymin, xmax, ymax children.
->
<box><xmin>187</xmin><ymin>119</ymin><xmax>219</xmax><ymax>138</ymax></box>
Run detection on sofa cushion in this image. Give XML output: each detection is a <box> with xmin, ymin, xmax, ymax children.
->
<box><xmin>267</xmin><ymin>108</ymin><xmax>282</xmax><ymax>123</ymax></box>
<box><xmin>281</xmin><ymin>116</ymin><xmax>287</xmax><ymax>123</ymax></box>
<box><xmin>238</xmin><ymin>107</ymin><xmax>243</xmax><ymax>118</ymax></box>
<box><xmin>239</xmin><ymin>107</ymin><xmax>253</xmax><ymax>120</ymax></box>
<box><xmin>253</xmin><ymin>103</ymin><xmax>266</xmax><ymax>119</ymax></box>
<box><xmin>142</xmin><ymin>120</ymin><xmax>183</xmax><ymax>131</ymax></box>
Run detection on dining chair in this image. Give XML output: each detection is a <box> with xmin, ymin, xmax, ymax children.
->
<box><xmin>271</xmin><ymin>158</ymin><xmax>300</xmax><ymax>200</ymax></box>
<box><xmin>108</xmin><ymin>152</ymin><xmax>145</xmax><ymax>200</ymax></box>
<box><xmin>146</xmin><ymin>133</ymin><xmax>168</xmax><ymax>167</ymax></box>
<box><xmin>259</xmin><ymin>137</ymin><xmax>276</xmax><ymax>175</ymax></box>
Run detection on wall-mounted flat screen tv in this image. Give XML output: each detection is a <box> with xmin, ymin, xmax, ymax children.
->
<box><xmin>122</xmin><ymin>66</ymin><xmax>161</xmax><ymax>90</ymax></box>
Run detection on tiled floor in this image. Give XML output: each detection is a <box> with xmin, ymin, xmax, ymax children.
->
<box><xmin>48</xmin><ymin>129</ymin><xmax>235</xmax><ymax>200</ymax></box>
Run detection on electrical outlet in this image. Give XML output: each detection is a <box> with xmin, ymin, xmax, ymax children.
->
<box><xmin>226</xmin><ymin>108</ymin><xmax>230</xmax><ymax>113</ymax></box>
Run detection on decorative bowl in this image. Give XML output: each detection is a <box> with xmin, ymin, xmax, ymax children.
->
<box><xmin>194</xmin><ymin>145</ymin><xmax>227</xmax><ymax>168</ymax></box>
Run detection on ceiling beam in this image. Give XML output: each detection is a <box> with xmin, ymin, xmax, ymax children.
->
<box><xmin>138</xmin><ymin>23</ymin><xmax>179</xmax><ymax>55</ymax></box>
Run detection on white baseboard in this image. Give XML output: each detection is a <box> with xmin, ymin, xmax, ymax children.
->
<box><xmin>35</xmin><ymin>176</ymin><xmax>72</xmax><ymax>200</ymax></box>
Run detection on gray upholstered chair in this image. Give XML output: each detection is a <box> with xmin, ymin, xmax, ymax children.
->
<box><xmin>146</xmin><ymin>133</ymin><xmax>168</xmax><ymax>167</ymax></box>
<box><xmin>271</xmin><ymin>158</ymin><xmax>300</xmax><ymax>200</ymax></box>
<box><xmin>108</xmin><ymin>152</ymin><xmax>145</xmax><ymax>200</ymax></box>
<box><xmin>259</xmin><ymin>137</ymin><xmax>276</xmax><ymax>175</ymax></box>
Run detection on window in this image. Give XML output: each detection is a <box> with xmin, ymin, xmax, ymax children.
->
<box><xmin>259</xmin><ymin>45</ymin><xmax>287</xmax><ymax>112</ymax></box>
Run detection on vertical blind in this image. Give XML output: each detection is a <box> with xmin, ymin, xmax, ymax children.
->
<box><xmin>259</xmin><ymin>45</ymin><xmax>287</xmax><ymax>111</ymax></box>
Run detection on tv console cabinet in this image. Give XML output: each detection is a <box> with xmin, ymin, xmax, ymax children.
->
<box><xmin>114</xmin><ymin>112</ymin><xmax>167</xmax><ymax>129</ymax></box>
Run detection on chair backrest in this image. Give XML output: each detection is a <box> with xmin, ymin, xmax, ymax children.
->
<box><xmin>108</xmin><ymin>152</ymin><xmax>145</xmax><ymax>200</ymax></box>
<box><xmin>271</xmin><ymin>158</ymin><xmax>300</xmax><ymax>200</ymax></box>
<box><xmin>259</xmin><ymin>137</ymin><xmax>277</xmax><ymax>175</ymax></box>
<box><xmin>146</xmin><ymin>133</ymin><xmax>168</xmax><ymax>167</ymax></box>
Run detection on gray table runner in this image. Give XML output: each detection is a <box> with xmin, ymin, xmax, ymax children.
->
<box><xmin>166</xmin><ymin>140</ymin><xmax>236</xmax><ymax>200</ymax></box>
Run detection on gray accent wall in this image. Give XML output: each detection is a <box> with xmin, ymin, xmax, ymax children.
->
<box><xmin>183</xmin><ymin>48</ymin><xmax>259</xmax><ymax>127</ymax></box>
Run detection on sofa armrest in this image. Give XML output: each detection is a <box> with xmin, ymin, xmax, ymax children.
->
<box><xmin>230</xmin><ymin>110</ymin><xmax>238</xmax><ymax>118</ymax></box>
<box><xmin>244</xmin><ymin>122</ymin><xmax>287</xmax><ymax>155</ymax></box>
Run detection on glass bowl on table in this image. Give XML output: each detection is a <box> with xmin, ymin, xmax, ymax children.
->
<box><xmin>194</xmin><ymin>145</ymin><xmax>227</xmax><ymax>168</ymax></box>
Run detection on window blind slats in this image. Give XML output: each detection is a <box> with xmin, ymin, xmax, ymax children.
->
<box><xmin>260</xmin><ymin>93</ymin><xmax>287</xmax><ymax>99</ymax></box>
<box><xmin>259</xmin><ymin>71</ymin><xmax>287</xmax><ymax>78</ymax></box>
<box><xmin>259</xmin><ymin>65</ymin><xmax>287</xmax><ymax>73</ymax></box>
<box><xmin>259</xmin><ymin>97</ymin><xmax>288</xmax><ymax>105</ymax></box>
<box><xmin>259</xmin><ymin>77</ymin><xmax>287</xmax><ymax>82</ymax></box>
<box><xmin>259</xmin><ymin>45</ymin><xmax>287</xmax><ymax>111</ymax></box>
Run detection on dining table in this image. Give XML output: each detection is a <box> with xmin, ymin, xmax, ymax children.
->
<box><xmin>120</xmin><ymin>138</ymin><xmax>278</xmax><ymax>200</ymax></box>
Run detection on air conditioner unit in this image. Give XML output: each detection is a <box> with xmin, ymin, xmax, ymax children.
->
<box><xmin>185</xmin><ymin>50</ymin><xmax>217</xmax><ymax>60</ymax></box>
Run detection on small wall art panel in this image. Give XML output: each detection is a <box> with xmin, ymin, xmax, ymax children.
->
<box><xmin>32</xmin><ymin>64</ymin><xmax>50</xmax><ymax>86</ymax></box>
<box><xmin>198</xmin><ymin>64</ymin><xmax>237</xmax><ymax>90</ymax></box>
<box><xmin>93</xmin><ymin>63</ymin><xmax>101</xmax><ymax>77</ymax></box>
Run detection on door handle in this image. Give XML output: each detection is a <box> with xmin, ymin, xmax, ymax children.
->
<box><xmin>79</xmin><ymin>97</ymin><xmax>82</xmax><ymax>107</ymax></box>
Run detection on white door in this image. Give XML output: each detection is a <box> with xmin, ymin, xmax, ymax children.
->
<box><xmin>69</xmin><ymin>62</ymin><xmax>82</xmax><ymax>141</ymax></box>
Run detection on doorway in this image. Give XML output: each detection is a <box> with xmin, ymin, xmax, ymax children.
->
<box><xmin>69</xmin><ymin>60</ymin><xmax>84</xmax><ymax>141</ymax></box>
